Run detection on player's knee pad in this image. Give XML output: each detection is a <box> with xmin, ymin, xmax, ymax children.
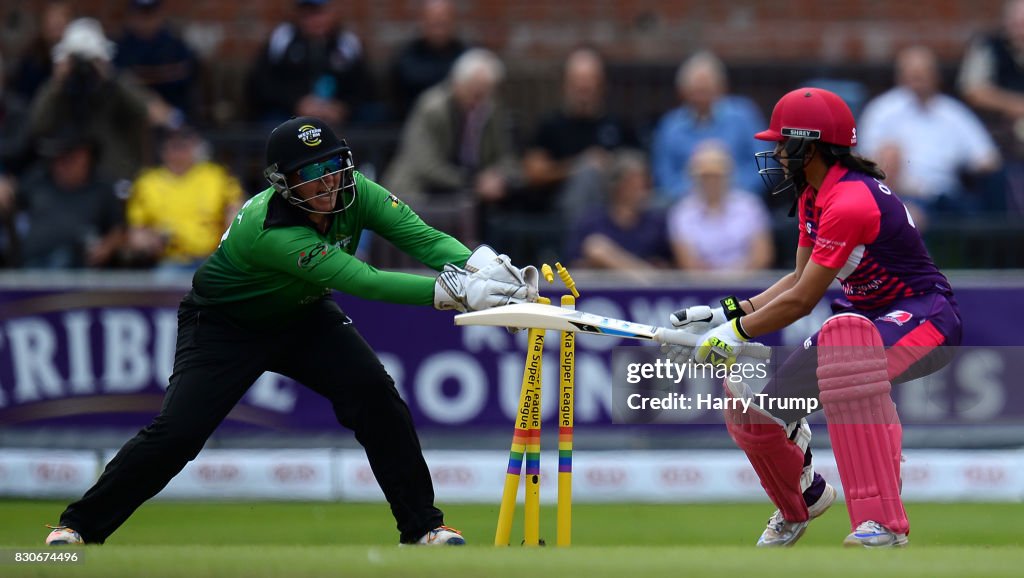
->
<box><xmin>817</xmin><ymin>313</ymin><xmax>891</xmax><ymax>411</ymax></box>
<box><xmin>817</xmin><ymin>313</ymin><xmax>908</xmax><ymax>533</ymax></box>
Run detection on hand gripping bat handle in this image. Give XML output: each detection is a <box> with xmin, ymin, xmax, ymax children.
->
<box><xmin>655</xmin><ymin>328</ymin><xmax>773</xmax><ymax>360</ymax></box>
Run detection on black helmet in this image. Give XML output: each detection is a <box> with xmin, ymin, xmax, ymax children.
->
<box><xmin>265</xmin><ymin>116</ymin><xmax>349</xmax><ymax>174</ymax></box>
<box><xmin>263</xmin><ymin>116</ymin><xmax>357</xmax><ymax>213</ymax></box>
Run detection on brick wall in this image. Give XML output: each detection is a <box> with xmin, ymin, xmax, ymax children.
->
<box><xmin>0</xmin><ymin>0</ymin><xmax>1009</xmax><ymax>128</ymax></box>
<box><xmin>0</xmin><ymin>0</ymin><xmax>1006</xmax><ymax>65</ymax></box>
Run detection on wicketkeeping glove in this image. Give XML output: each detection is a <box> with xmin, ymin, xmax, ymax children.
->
<box><xmin>464</xmin><ymin>244</ymin><xmax>540</xmax><ymax>302</ymax></box>
<box><xmin>433</xmin><ymin>263</ymin><xmax>534</xmax><ymax>312</ymax></box>
<box><xmin>694</xmin><ymin>318</ymin><xmax>749</xmax><ymax>367</ymax></box>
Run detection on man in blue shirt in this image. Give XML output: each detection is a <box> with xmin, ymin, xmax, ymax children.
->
<box><xmin>651</xmin><ymin>51</ymin><xmax>765</xmax><ymax>200</ymax></box>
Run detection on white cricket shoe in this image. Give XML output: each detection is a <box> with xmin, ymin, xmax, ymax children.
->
<box><xmin>45</xmin><ymin>525</ymin><xmax>83</xmax><ymax>546</ymax></box>
<box><xmin>843</xmin><ymin>520</ymin><xmax>908</xmax><ymax>548</ymax></box>
<box><xmin>756</xmin><ymin>481</ymin><xmax>837</xmax><ymax>547</ymax></box>
<box><xmin>412</xmin><ymin>525</ymin><xmax>466</xmax><ymax>546</ymax></box>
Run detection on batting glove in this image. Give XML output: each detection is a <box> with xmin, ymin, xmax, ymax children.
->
<box><xmin>694</xmin><ymin>318</ymin><xmax>750</xmax><ymax>367</ymax></box>
<box><xmin>661</xmin><ymin>301</ymin><xmax>736</xmax><ymax>363</ymax></box>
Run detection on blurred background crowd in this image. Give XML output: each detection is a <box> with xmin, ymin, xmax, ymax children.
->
<box><xmin>0</xmin><ymin>0</ymin><xmax>1022</xmax><ymax>276</ymax></box>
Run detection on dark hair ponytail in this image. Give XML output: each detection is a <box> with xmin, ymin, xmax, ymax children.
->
<box><xmin>820</xmin><ymin>145</ymin><xmax>886</xmax><ymax>180</ymax></box>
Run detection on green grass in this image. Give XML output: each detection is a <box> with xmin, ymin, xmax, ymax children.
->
<box><xmin>1</xmin><ymin>501</ymin><xmax>1022</xmax><ymax>577</ymax></box>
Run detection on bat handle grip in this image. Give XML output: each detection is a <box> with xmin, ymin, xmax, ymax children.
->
<box><xmin>655</xmin><ymin>328</ymin><xmax>700</xmax><ymax>347</ymax></box>
<box><xmin>737</xmin><ymin>342</ymin><xmax>773</xmax><ymax>361</ymax></box>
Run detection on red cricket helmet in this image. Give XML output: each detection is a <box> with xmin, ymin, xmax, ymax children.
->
<box><xmin>755</xmin><ymin>87</ymin><xmax>857</xmax><ymax>147</ymax></box>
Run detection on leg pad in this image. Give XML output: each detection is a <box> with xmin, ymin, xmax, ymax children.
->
<box><xmin>817</xmin><ymin>314</ymin><xmax>908</xmax><ymax>534</ymax></box>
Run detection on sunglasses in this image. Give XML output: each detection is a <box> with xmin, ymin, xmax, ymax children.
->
<box><xmin>295</xmin><ymin>155</ymin><xmax>348</xmax><ymax>183</ymax></box>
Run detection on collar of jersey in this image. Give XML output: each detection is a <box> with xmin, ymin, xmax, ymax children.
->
<box><xmin>264</xmin><ymin>191</ymin><xmax>326</xmax><ymax>232</ymax></box>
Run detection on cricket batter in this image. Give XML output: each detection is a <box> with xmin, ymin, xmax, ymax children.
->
<box><xmin>45</xmin><ymin>116</ymin><xmax>538</xmax><ymax>546</ymax></box>
<box><xmin>672</xmin><ymin>88</ymin><xmax>962</xmax><ymax>548</ymax></box>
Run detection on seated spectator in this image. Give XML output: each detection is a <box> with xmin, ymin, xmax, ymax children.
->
<box><xmin>9</xmin><ymin>0</ymin><xmax>72</xmax><ymax>102</ymax></box>
<box><xmin>668</xmin><ymin>142</ymin><xmax>773</xmax><ymax>272</ymax></box>
<box><xmin>564</xmin><ymin>151</ymin><xmax>672</xmax><ymax>278</ymax></box>
<box><xmin>0</xmin><ymin>51</ymin><xmax>31</xmax><ymax>266</ymax></box>
<box><xmin>27</xmin><ymin>18</ymin><xmax>149</xmax><ymax>183</ymax></box>
<box><xmin>383</xmin><ymin>48</ymin><xmax>518</xmax><ymax>209</ymax></box>
<box><xmin>11</xmin><ymin>130</ymin><xmax>125</xmax><ymax>269</ymax></box>
<box><xmin>651</xmin><ymin>50</ymin><xmax>765</xmax><ymax>201</ymax></box>
<box><xmin>114</xmin><ymin>0</ymin><xmax>199</xmax><ymax>127</ymax></box>
<box><xmin>391</xmin><ymin>0</ymin><xmax>468</xmax><ymax>120</ymax></box>
<box><xmin>959</xmin><ymin>0</ymin><xmax>1024</xmax><ymax>213</ymax></box>
<box><xmin>860</xmin><ymin>46</ymin><xmax>1000</xmax><ymax>220</ymax></box>
<box><xmin>522</xmin><ymin>47</ymin><xmax>640</xmax><ymax>216</ymax></box>
<box><xmin>125</xmin><ymin>127</ymin><xmax>243</xmax><ymax>271</ymax></box>
<box><xmin>247</xmin><ymin>0</ymin><xmax>371</xmax><ymax>127</ymax></box>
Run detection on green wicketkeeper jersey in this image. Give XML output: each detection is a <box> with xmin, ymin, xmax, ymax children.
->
<box><xmin>187</xmin><ymin>171</ymin><xmax>471</xmax><ymax>325</ymax></box>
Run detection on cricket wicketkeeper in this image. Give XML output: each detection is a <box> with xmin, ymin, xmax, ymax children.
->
<box><xmin>671</xmin><ymin>88</ymin><xmax>962</xmax><ymax>548</ymax></box>
<box><xmin>45</xmin><ymin>116</ymin><xmax>538</xmax><ymax>546</ymax></box>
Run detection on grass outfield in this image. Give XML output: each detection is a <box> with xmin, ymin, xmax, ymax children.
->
<box><xmin>1</xmin><ymin>501</ymin><xmax>1022</xmax><ymax>577</ymax></box>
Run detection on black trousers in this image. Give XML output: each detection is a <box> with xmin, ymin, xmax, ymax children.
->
<box><xmin>60</xmin><ymin>298</ymin><xmax>443</xmax><ymax>544</ymax></box>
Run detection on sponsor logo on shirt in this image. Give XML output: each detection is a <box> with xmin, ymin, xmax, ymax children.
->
<box><xmin>814</xmin><ymin>235</ymin><xmax>847</xmax><ymax>252</ymax></box>
<box><xmin>878</xmin><ymin>310</ymin><xmax>914</xmax><ymax>326</ymax></box>
<box><xmin>843</xmin><ymin>278</ymin><xmax>883</xmax><ymax>295</ymax></box>
<box><xmin>388</xmin><ymin>193</ymin><xmax>401</xmax><ymax>208</ymax></box>
<box><xmin>298</xmin><ymin>242</ymin><xmax>330</xmax><ymax>268</ymax></box>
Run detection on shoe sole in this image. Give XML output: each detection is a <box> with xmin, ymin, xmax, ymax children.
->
<box><xmin>842</xmin><ymin>534</ymin><xmax>909</xmax><ymax>548</ymax></box>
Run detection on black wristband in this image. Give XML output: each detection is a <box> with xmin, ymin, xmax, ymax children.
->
<box><xmin>720</xmin><ymin>295</ymin><xmax>745</xmax><ymax>321</ymax></box>
<box><xmin>745</xmin><ymin>299</ymin><xmax>756</xmax><ymax>312</ymax></box>
<box><xmin>734</xmin><ymin>318</ymin><xmax>753</xmax><ymax>340</ymax></box>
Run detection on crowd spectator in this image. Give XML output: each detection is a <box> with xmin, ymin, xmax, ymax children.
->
<box><xmin>125</xmin><ymin>127</ymin><xmax>243</xmax><ymax>271</ymax></box>
<box><xmin>860</xmin><ymin>46</ymin><xmax>1000</xmax><ymax>221</ymax></box>
<box><xmin>8</xmin><ymin>130</ymin><xmax>124</xmax><ymax>269</ymax></box>
<box><xmin>651</xmin><ymin>50</ymin><xmax>765</xmax><ymax>200</ymax></box>
<box><xmin>26</xmin><ymin>18</ymin><xmax>149</xmax><ymax>183</ymax></box>
<box><xmin>0</xmin><ymin>51</ymin><xmax>30</xmax><ymax>170</ymax></box>
<box><xmin>0</xmin><ymin>51</ymin><xmax>31</xmax><ymax>266</ymax></box>
<box><xmin>9</xmin><ymin>0</ymin><xmax>72</xmax><ymax>102</ymax></box>
<box><xmin>564</xmin><ymin>150</ymin><xmax>672</xmax><ymax>278</ymax></box>
<box><xmin>522</xmin><ymin>47</ymin><xmax>639</xmax><ymax>216</ymax></box>
<box><xmin>114</xmin><ymin>0</ymin><xmax>199</xmax><ymax>127</ymax></box>
<box><xmin>667</xmin><ymin>141</ymin><xmax>773</xmax><ymax>272</ymax></box>
<box><xmin>383</xmin><ymin>49</ymin><xmax>517</xmax><ymax>211</ymax></box>
<box><xmin>247</xmin><ymin>0</ymin><xmax>371</xmax><ymax>127</ymax></box>
<box><xmin>959</xmin><ymin>0</ymin><xmax>1024</xmax><ymax>213</ymax></box>
<box><xmin>391</xmin><ymin>0</ymin><xmax>468</xmax><ymax>120</ymax></box>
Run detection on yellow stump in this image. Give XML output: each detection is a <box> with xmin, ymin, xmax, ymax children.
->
<box><xmin>495</xmin><ymin>297</ymin><xmax>549</xmax><ymax>546</ymax></box>
<box><xmin>523</xmin><ymin>295</ymin><xmax>549</xmax><ymax>546</ymax></box>
<box><xmin>554</xmin><ymin>262</ymin><xmax>579</xmax><ymax>298</ymax></box>
<box><xmin>557</xmin><ymin>294</ymin><xmax>575</xmax><ymax>546</ymax></box>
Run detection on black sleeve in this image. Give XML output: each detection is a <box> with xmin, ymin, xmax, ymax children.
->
<box><xmin>530</xmin><ymin>113</ymin><xmax>559</xmax><ymax>152</ymax></box>
<box><xmin>96</xmin><ymin>182</ymin><xmax>126</xmax><ymax>235</ymax></box>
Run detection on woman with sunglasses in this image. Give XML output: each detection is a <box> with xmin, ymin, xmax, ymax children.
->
<box><xmin>45</xmin><ymin>116</ymin><xmax>538</xmax><ymax>547</ymax></box>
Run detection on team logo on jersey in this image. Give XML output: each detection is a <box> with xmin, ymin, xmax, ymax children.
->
<box><xmin>878</xmin><ymin>310</ymin><xmax>913</xmax><ymax>326</ymax></box>
<box><xmin>388</xmin><ymin>193</ymin><xmax>401</xmax><ymax>208</ymax></box>
<box><xmin>297</xmin><ymin>124</ymin><xmax>322</xmax><ymax>147</ymax></box>
<box><xmin>297</xmin><ymin>242</ymin><xmax>330</xmax><ymax>268</ymax></box>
